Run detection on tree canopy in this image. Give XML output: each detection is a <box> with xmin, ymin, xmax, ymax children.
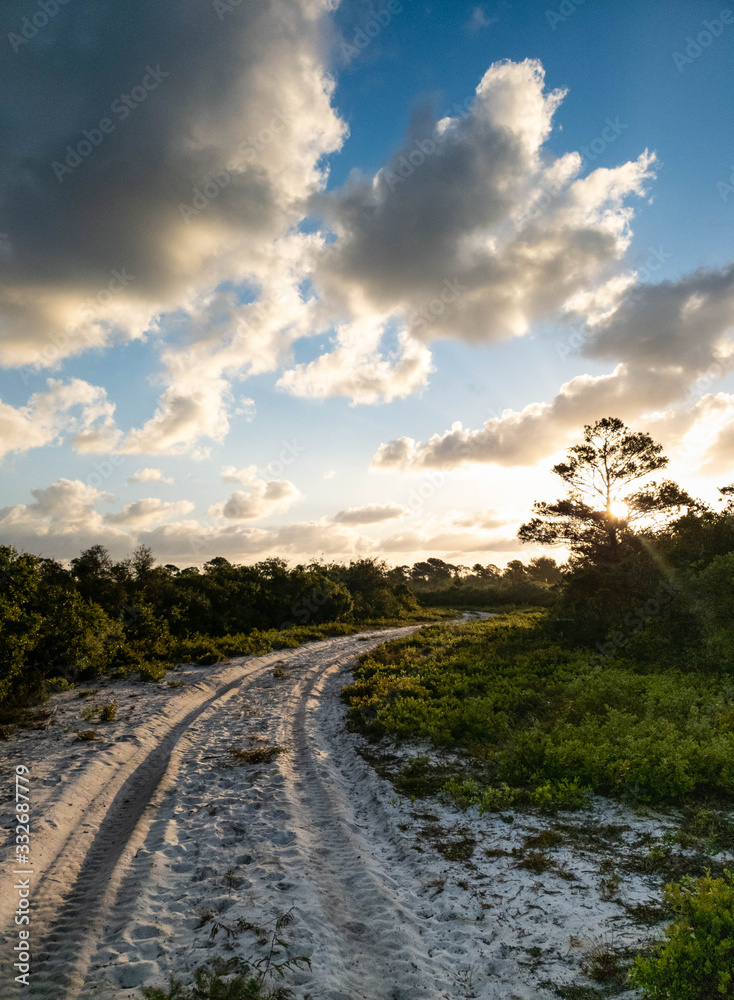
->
<box><xmin>518</xmin><ymin>417</ymin><xmax>698</xmax><ymax>565</ymax></box>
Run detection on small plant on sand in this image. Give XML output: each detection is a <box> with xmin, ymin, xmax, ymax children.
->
<box><xmin>80</xmin><ymin>699</ymin><xmax>117</xmax><ymax>722</ymax></box>
<box><xmin>227</xmin><ymin>745</ymin><xmax>286</xmax><ymax>765</ymax></box>
<box><xmin>74</xmin><ymin>729</ymin><xmax>98</xmax><ymax>741</ymax></box>
<box><xmin>224</xmin><ymin>868</ymin><xmax>242</xmax><ymax>896</ymax></box>
<box><xmin>630</xmin><ymin>870</ymin><xmax>734</xmax><ymax>998</ymax></box>
<box><xmin>141</xmin><ymin>911</ymin><xmax>310</xmax><ymax>1000</ymax></box>
<box><xmin>580</xmin><ymin>935</ymin><xmax>627</xmax><ymax>988</ymax></box>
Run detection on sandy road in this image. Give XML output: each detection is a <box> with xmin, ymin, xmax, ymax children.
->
<box><xmin>1</xmin><ymin>627</ymin><xmax>458</xmax><ymax>1000</ymax></box>
<box><xmin>2</xmin><ymin>621</ymin><xmax>662</xmax><ymax>1000</ymax></box>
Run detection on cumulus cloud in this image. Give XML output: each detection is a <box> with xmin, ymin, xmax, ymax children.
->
<box><xmin>0</xmin><ymin>479</ymin><xmax>127</xmax><ymax>557</ymax></box>
<box><xmin>372</xmin><ymin>255</ymin><xmax>734</xmax><ymax>474</ymax></box>
<box><xmin>277</xmin><ymin>319</ymin><xmax>434</xmax><ymax>404</ymax></box>
<box><xmin>331</xmin><ymin>503</ymin><xmax>410</xmax><ymax>524</ymax></box>
<box><xmin>315</xmin><ymin>58</ymin><xmax>655</xmax><ymax>347</ymax></box>
<box><xmin>0</xmin><ymin>478</ymin><xmax>338</xmax><ymax>563</ymax></box>
<box><xmin>582</xmin><ymin>262</ymin><xmax>734</xmax><ymax>376</ymax></box>
<box><xmin>0</xmin><ymin>379</ymin><xmax>119</xmax><ymax>461</ymax></box>
<box><xmin>104</xmin><ymin>498</ymin><xmax>194</xmax><ymax>526</ymax></box>
<box><xmin>126</xmin><ymin>468</ymin><xmax>174</xmax><ymax>485</ymax></box>
<box><xmin>0</xmin><ymin>0</ymin><xmax>345</xmax><ymax>372</ymax></box>
<box><xmin>210</xmin><ymin>466</ymin><xmax>301</xmax><ymax>521</ymax></box>
<box><xmin>370</xmin><ymin>364</ymin><xmax>688</xmax><ymax>471</ymax></box>
<box><xmin>0</xmin><ymin>476</ymin><xmax>536</xmax><ymax>565</ymax></box>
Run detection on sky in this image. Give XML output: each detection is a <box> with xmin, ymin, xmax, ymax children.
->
<box><xmin>0</xmin><ymin>0</ymin><xmax>733</xmax><ymax>568</ymax></box>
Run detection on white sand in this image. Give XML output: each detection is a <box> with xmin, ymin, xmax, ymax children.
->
<box><xmin>0</xmin><ymin>626</ymin><xmax>689</xmax><ymax>999</ymax></box>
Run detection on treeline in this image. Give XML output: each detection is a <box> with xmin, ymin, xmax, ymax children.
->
<box><xmin>0</xmin><ymin>546</ymin><xmax>557</xmax><ymax>707</ymax></box>
<box><xmin>399</xmin><ymin>555</ymin><xmax>563</xmax><ymax>606</ymax></box>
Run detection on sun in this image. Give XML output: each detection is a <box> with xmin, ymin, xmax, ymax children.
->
<box><xmin>609</xmin><ymin>500</ymin><xmax>629</xmax><ymax>520</ymax></box>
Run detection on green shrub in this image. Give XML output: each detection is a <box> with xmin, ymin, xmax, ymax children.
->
<box><xmin>99</xmin><ymin>700</ymin><xmax>117</xmax><ymax>722</ymax></box>
<box><xmin>478</xmin><ymin>784</ymin><xmax>519</xmax><ymax>813</ymax></box>
<box><xmin>528</xmin><ymin>778</ymin><xmax>591</xmax><ymax>813</ymax></box>
<box><xmin>439</xmin><ymin>778</ymin><xmax>480</xmax><ymax>810</ymax></box>
<box><xmin>344</xmin><ymin>612</ymin><xmax>734</xmax><ymax>807</ymax></box>
<box><xmin>630</xmin><ymin>871</ymin><xmax>734</xmax><ymax>998</ymax></box>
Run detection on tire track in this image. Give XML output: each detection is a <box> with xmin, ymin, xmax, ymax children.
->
<box><xmin>8</xmin><ymin>653</ymin><xmax>281</xmax><ymax>999</ymax></box>
<box><xmin>274</xmin><ymin>636</ymin><xmax>452</xmax><ymax>1000</ymax></box>
<box><xmin>2</xmin><ymin>627</ymin><xmax>436</xmax><ymax>999</ymax></box>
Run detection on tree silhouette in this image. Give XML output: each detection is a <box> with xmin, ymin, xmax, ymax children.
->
<box><xmin>518</xmin><ymin>417</ymin><xmax>698</xmax><ymax>565</ymax></box>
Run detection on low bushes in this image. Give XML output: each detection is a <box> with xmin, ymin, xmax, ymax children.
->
<box><xmin>344</xmin><ymin>612</ymin><xmax>734</xmax><ymax>807</ymax></box>
<box><xmin>630</xmin><ymin>871</ymin><xmax>734</xmax><ymax>998</ymax></box>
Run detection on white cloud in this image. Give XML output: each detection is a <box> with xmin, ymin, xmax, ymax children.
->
<box><xmin>0</xmin><ymin>479</ymin><xmax>127</xmax><ymax>558</ymax></box>
<box><xmin>104</xmin><ymin>498</ymin><xmax>194</xmax><ymax>526</ymax></box>
<box><xmin>315</xmin><ymin>59</ymin><xmax>655</xmax><ymax>350</ymax></box>
<box><xmin>331</xmin><ymin>503</ymin><xmax>410</xmax><ymax>524</ymax></box>
<box><xmin>0</xmin><ymin>379</ymin><xmax>119</xmax><ymax>461</ymax></box>
<box><xmin>0</xmin><ymin>1</ymin><xmax>346</xmax><ymax>374</ymax></box>
<box><xmin>0</xmin><ymin>477</ymin><xmax>540</xmax><ymax>567</ymax></box>
<box><xmin>210</xmin><ymin>466</ymin><xmax>301</xmax><ymax>521</ymax></box>
<box><xmin>126</xmin><ymin>468</ymin><xmax>174</xmax><ymax>485</ymax></box>
<box><xmin>277</xmin><ymin>321</ymin><xmax>433</xmax><ymax>405</ymax></box>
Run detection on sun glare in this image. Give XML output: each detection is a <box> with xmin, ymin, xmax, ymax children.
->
<box><xmin>609</xmin><ymin>500</ymin><xmax>629</xmax><ymax>520</ymax></box>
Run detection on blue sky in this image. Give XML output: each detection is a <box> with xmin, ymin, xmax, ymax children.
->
<box><xmin>0</xmin><ymin>0</ymin><xmax>732</xmax><ymax>566</ymax></box>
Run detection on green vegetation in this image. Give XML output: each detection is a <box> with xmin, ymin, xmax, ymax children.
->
<box><xmin>80</xmin><ymin>699</ymin><xmax>117</xmax><ymax>722</ymax></box>
<box><xmin>345</xmin><ymin>611</ymin><xmax>734</xmax><ymax>808</ymax></box>
<box><xmin>226</xmin><ymin>745</ymin><xmax>286</xmax><ymax>765</ymax></box>
<box><xmin>630</xmin><ymin>872</ymin><xmax>734</xmax><ymax>998</ymax></box>
<box><xmin>140</xmin><ymin>910</ymin><xmax>310</xmax><ymax>1000</ymax></box>
<box><xmin>346</xmin><ymin>418</ymin><xmax>734</xmax><ymax>814</ymax></box>
<box><xmin>0</xmin><ymin>548</ymin><xmax>469</xmax><ymax>710</ymax></box>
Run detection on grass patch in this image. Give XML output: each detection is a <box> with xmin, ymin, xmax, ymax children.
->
<box><xmin>140</xmin><ymin>910</ymin><xmax>310</xmax><ymax>1000</ymax></box>
<box><xmin>516</xmin><ymin>850</ymin><xmax>554</xmax><ymax>875</ymax></box>
<box><xmin>624</xmin><ymin>899</ymin><xmax>671</xmax><ymax>925</ymax></box>
<box><xmin>0</xmin><ymin>705</ymin><xmax>54</xmax><ymax>731</ymax></box>
<box><xmin>227</xmin><ymin>745</ymin><xmax>286</xmax><ymax>765</ymax></box>
<box><xmin>343</xmin><ymin>611</ymin><xmax>734</xmax><ymax>809</ymax></box>
<box><xmin>524</xmin><ymin>829</ymin><xmax>564</xmax><ymax>850</ymax></box>
<box><xmin>80</xmin><ymin>699</ymin><xmax>117</xmax><ymax>722</ymax></box>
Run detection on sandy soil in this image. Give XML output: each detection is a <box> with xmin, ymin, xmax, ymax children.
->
<box><xmin>0</xmin><ymin>626</ymin><xmax>688</xmax><ymax>999</ymax></box>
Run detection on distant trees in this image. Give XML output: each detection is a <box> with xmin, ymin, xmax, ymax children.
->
<box><xmin>518</xmin><ymin>417</ymin><xmax>698</xmax><ymax>566</ymax></box>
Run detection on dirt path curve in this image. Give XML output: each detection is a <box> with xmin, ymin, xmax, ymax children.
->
<box><xmin>2</xmin><ymin>627</ymin><xmax>461</xmax><ymax>1000</ymax></box>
